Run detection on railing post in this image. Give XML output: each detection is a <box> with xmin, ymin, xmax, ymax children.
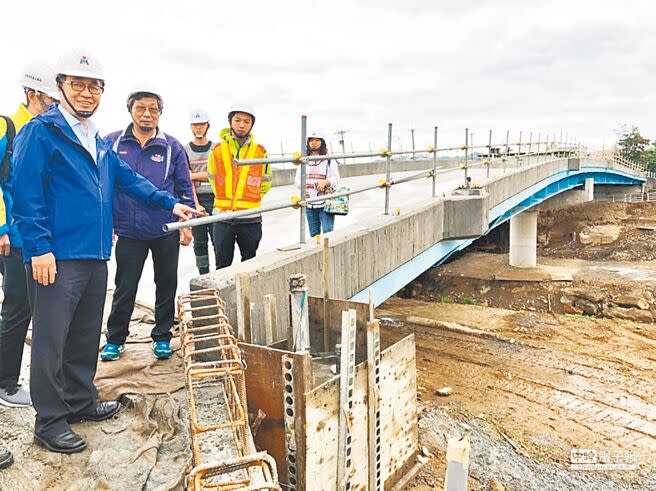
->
<box><xmin>464</xmin><ymin>128</ymin><xmax>469</xmax><ymax>187</ymax></box>
<box><xmin>558</xmin><ymin>131</ymin><xmax>563</xmax><ymax>158</ymax></box>
<box><xmin>504</xmin><ymin>130</ymin><xmax>509</xmax><ymax>174</ymax></box>
<box><xmin>432</xmin><ymin>126</ymin><xmax>438</xmax><ymax>197</ymax></box>
<box><xmin>486</xmin><ymin>129</ymin><xmax>492</xmax><ymax>179</ymax></box>
<box><xmin>537</xmin><ymin>132</ymin><xmax>541</xmax><ymax>163</ymax></box>
<box><xmin>517</xmin><ymin>131</ymin><xmax>522</xmax><ymax>166</ymax></box>
<box><xmin>300</xmin><ymin>115</ymin><xmax>307</xmax><ymax>244</ymax></box>
<box><xmin>384</xmin><ymin>123</ymin><xmax>392</xmax><ymax>215</ymax></box>
<box><xmin>527</xmin><ymin>131</ymin><xmax>532</xmax><ymax>166</ymax></box>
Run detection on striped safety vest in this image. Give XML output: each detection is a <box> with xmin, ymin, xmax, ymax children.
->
<box><xmin>208</xmin><ymin>137</ymin><xmax>269</xmax><ymax>211</ymax></box>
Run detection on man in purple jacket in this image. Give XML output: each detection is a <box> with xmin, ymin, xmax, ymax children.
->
<box><xmin>101</xmin><ymin>87</ymin><xmax>195</xmax><ymax>362</ymax></box>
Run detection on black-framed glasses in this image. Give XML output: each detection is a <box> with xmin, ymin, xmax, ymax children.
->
<box><xmin>63</xmin><ymin>80</ymin><xmax>104</xmax><ymax>95</ymax></box>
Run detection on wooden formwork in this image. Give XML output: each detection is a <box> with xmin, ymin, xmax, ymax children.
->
<box><xmin>242</xmin><ymin>296</ymin><xmax>418</xmax><ymax>490</ymax></box>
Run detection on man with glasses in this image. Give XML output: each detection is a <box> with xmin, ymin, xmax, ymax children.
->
<box><xmin>12</xmin><ymin>52</ymin><xmax>196</xmax><ymax>454</ymax></box>
<box><xmin>100</xmin><ymin>87</ymin><xmax>195</xmax><ymax>362</ymax></box>
<box><xmin>0</xmin><ymin>63</ymin><xmax>59</xmax><ymax>468</ymax></box>
<box><xmin>0</xmin><ymin>64</ymin><xmax>59</xmax><ymax>411</ymax></box>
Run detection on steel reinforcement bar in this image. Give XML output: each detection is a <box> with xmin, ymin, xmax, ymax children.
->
<box><xmin>177</xmin><ymin>288</ymin><xmax>281</xmax><ymax>491</ymax></box>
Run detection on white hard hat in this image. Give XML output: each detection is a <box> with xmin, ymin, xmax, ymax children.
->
<box><xmin>55</xmin><ymin>50</ymin><xmax>104</xmax><ymax>81</ymax></box>
<box><xmin>126</xmin><ymin>85</ymin><xmax>163</xmax><ymax>111</ymax></box>
<box><xmin>228</xmin><ymin>104</ymin><xmax>255</xmax><ymax>122</ymax></box>
<box><xmin>20</xmin><ymin>63</ymin><xmax>59</xmax><ymax>100</ymax></box>
<box><xmin>189</xmin><ymin>109</ymin><xmax>210</xmax><ymax>124</ymax></box>
<box><xmin>308</xmin><ymin>131</ymin><xmax>325</xmax><ymax>139</ymax></box>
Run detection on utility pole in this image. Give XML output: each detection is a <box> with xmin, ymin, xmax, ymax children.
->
<box><xmin>410</xmin><ymin>129</ymin><xmax>416</xmax><ymax>160</ymax></box>
<box><xmin>335</xmin><ymin>129</ymin><xmax>349</xmax><ymax>155</ymax></box>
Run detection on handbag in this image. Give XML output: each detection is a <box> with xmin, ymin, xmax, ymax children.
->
<box><xmin>324</xmin><ymin>185</ymin><xmax>349</xmax><ymax>215</ymax></box>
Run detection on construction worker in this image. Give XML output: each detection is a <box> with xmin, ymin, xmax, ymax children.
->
<box><xmin>11</xmin><ymin>51</ymin><xmax>196</xmax><ymax>454</ymax></box>
<box><xmin>295</xmin><ymin>131</ymin><xmax>340</xmax><ymax>237</ymax></box>
<box><xmin>185</xmin><ymin>109</ymin><xmax>216</xmax><ymax>274</ymax></box>
<box><xmin>100</xmin><ymin>88</ymin><xmax>195</xmax><ymax>362</ymax></box>
<box><xmin>0</xmin><ymin>64</ymin><xmax>59</xmax><ymax>412</ymax></box>
<box><xmin>208</xmin><ymin>105</ymin><xmax>271</xmax><ymax>268</ymax></box>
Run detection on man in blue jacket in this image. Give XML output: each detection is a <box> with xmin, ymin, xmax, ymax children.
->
<box><xmin>11</xmin><ymin>51</ymin><xmax>196</xmax><ymax>454</ymax></box>
<box><xmin>0</xmin><ymin>63</ymin><xmax>60</xmax><ymax>411</ymax></box>
<box><xmin>101</xmin><ymin>87</ymin><xmax>195</xmax><ymax>362</ymax></box>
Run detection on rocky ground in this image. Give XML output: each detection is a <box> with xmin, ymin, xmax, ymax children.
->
<box><xmin>385</xmin><ymin>201</ymin><xmax>656</xmax><ymax>490</ymax></box>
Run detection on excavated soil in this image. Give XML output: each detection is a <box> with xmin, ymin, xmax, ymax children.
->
<box><xmin>386</xmin><ymin>201</ymin><xmax>656</xmax><ymax>489</ymax></box>
<box><xmin>378</xmin><ymin>299</ymin><xmax>656</xmax><ymax>490</ymax></box>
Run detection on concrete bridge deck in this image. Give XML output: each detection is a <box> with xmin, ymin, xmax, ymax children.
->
<box><xmin>187</xmin><ymin>156</ymin><xmax>645</xmax><ymax>344</ymax></box>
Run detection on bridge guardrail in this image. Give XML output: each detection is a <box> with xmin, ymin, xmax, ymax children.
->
<box><xmin>166</xmin><ymin>116</ymin><xmax>643</xmax><ymax>244</ymax></box>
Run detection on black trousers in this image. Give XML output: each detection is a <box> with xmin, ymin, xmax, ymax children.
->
<box><xmin>106</xmin><ymin>234</ymin><xmax>179</xmax><ymax>346</ymax></box>
<box><xmin>213</xmin><ymin>221</ymin><xmax>262</xmax><ymax>269</ymax></box>
<box><xmin>192</xmin><ymin>194</ymin><xmax>216</xmax><ymax>272</ymax></box>
<box><xmin>0</xmin><ymin>248</ymin><xmax>31</xmax><ymax>389</ymax></box>
<box><xmin>27</xmin><ymin>260</ymin><xmax>108</xmax><ymax>437</ymax></box>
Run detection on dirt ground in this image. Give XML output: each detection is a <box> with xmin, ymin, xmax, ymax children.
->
<box><xmin>382</xmin><ymin>201</ymin><xmax>656</xmax><ymax>490</ymax></box>
<box><xmin>378</xmin><ymin>299</ymin><xmax>656</xmax><ymax>490</ymax></box>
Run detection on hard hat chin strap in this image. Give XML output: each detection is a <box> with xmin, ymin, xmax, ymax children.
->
<box><xmin>60</xmin><ymin>87</ymin><xmax>98</xmax><ymax>119</ymax></box>
<box><xmin>36</xmin><ymin>93</ymin><xmax>50</xmax><ymax>113</ymax></box>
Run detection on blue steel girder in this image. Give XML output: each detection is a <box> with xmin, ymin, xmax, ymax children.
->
<box><xmin>350</xmin><ymin>166</ymin><xmax>644</xmax><ymax>306</ymax></box>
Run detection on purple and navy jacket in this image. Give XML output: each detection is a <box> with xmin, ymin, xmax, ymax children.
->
<box><xmin>105</xmin><ymin>125</ymin><xmax>195</xmax><ymax>240</ymax></box>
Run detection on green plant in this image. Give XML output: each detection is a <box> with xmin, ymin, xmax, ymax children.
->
<box><xmin>440</xmin><ymin>295</ymin><xmax>453</xmax><ymax>304</ymax></box>
<box><xmin>461</xmin><ymin>296</ymin><xmax>477</xmax><ymax>305</ymax></box>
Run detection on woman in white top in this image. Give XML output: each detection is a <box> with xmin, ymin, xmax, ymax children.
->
<box><xmin>294</xmin><ymin>132</ymin><xmax>340</xmax><ymax>237</ymax></box>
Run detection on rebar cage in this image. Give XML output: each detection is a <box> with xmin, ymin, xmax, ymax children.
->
<box><xmin>177</xmin><ymin>289</ymin><xmax>281</xmax><ymax>491</ymax></box>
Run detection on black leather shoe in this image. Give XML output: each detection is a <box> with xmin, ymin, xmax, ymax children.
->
<box><xmin>34</xmin><ymin>430</ymin><xmax>86</xmax><ymax>454</ymax></box>
<box><xmin>68</xmin><ymin>401</ymin><xmax>121</xmax><ymax>424</ymax></box>
<box><xmin>0</xmin><ymin>449</ymin><xmax>13</xmax><ymax>469</ymax></box>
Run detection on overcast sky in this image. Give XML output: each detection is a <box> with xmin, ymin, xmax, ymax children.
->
<box><xmin>2</xmin><ymin>0</ymin><xmax>655</xmax><ymax>155</ymax></box>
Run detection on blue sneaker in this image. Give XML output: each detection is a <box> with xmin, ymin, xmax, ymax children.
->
<box><xmin>153</xmin><ymin>341</ymin><xmax>173</xmax><ymax>360</ymax></box>
<box><xmin>100</xmin><ymin>343</ymin><xmax>125</xmax><ymax>361</ymax></box>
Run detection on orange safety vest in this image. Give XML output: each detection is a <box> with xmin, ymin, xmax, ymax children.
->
<box><xmin>210</xmin><ymin>140</ymin><xmax>267</xmax><ymax>211</ymax></box>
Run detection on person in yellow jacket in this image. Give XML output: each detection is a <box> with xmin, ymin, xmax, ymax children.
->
<box><xmin>0</xmin><ymin>64</ymin><xmax>58</xmax><ymax>467</ymax></box>
<box><xmin>207</xmin><ymin>105</ymin><xmax>271</xmax><ymax>268</ymax></box>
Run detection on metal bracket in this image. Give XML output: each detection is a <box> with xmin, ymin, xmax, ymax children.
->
<box><xmin>282</xmin><ymin>355</ymin><xmax>298</xmax><ymax>491</ymax></box>
<box><xmin>337</xmin><ymin>309</ymin><xmax>357</xmax><ymax>491</ymax></box>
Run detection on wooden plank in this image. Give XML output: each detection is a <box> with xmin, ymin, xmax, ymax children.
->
<box><xmin>264</xmin><ymin>294</ymin><xmax>278</xmax><ymax>346</ymax></box>
<box><xmin>236</xmin><ymin>273</ymin><xmax>252</xmax><ymax>343</ymax></box>
<box><xmin>304</xmin><ymin>335</ymin><xmax>418</xmax><ymax>490</ymax></box>
<box><xmin>307</xmin><ymin>297</ymin><xmax>369</xmax><ymax>363</ymax></box>
<box><xmin>241</xmin><ymin>343</ymin><xmax>311</xmax><ymax>485</ymax></box>
<box><xmin>323</xmin><ymin>236</ymin><xmax>331</xmax><ymax>352</ymax></box>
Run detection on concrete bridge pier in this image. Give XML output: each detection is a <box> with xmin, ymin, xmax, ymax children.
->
<box><xmin>509</xmin><ymin>211</ymin><xmax>538</xmax><ymax>268</ymax></box>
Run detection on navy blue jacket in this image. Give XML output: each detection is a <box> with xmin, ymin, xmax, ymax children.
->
<box><xmin>12</xmin><ymin>107</ymin><xmax>179</xmax><ymax>263</ymax></box>
<box><xmin>105</xmin><ymin>125</ymin><xmax>194</xmax><ymax>240</ymax></box>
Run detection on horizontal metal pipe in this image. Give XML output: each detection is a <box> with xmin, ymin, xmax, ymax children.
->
<box><xmin>163</xmin><ymin>201</ymin><xmax>294</xmax><ymax>232</ymax></box>
<box><xmin>390</xmin><ymin>169</ymin><xmax>434</xmax><ymax>185</ymax></box>
<box><xmin>236</xmin><ymin>141</ymin><xmax>571</xmax><ymax>166</ymax></box>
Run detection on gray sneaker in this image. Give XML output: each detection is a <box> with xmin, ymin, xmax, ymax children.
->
<box><xmin>0</xmin><ymin>385</ymin><xmax>32</xmax><ymax>408</ymax></box>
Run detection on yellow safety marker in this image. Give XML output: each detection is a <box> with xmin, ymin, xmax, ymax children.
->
<box><xmin>379</xmin><ymin>148</ymin><xmax>392</xmax><ymax>158</ymax></box>
<box><xmin>459</xmin><ymin>162</ymin><xmax>468</xmax><ymax>169</ymax></box>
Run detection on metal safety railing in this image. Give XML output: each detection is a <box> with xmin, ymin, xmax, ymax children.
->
<box><xmin>596</xmin><ymin>191</ymin><xmax>656</xmax><ymax>203</ymax></box>
<box><xmin>164</xmin><ymin>116</ymin><xmax>636</xmax><ymax>244</ymax></box>
<box><xmin>177</xmin><ymin>289</ymin><xmax>281</xmax><ymax>491</ymax></box>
